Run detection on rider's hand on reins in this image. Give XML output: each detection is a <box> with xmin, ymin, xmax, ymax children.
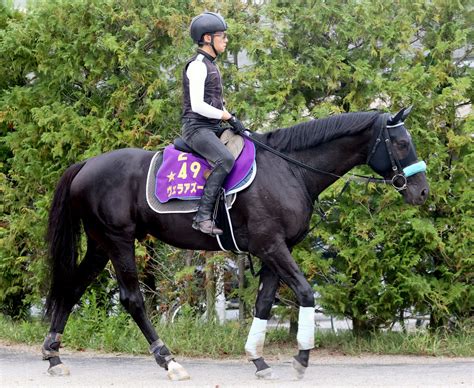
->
<box><xmin>229</xmin><ymin>116</ymin><xmax>246</xmax><ymax>134</ymax></box>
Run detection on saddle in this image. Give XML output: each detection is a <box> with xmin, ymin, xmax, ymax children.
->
<box><xmin>173</xmin><ymin>129</ymin><xmax>245</xmax><ymax>161</ymax></box>
<box><xmin>145</xmin><ymin>130</ymin><xmax>257</xmax><ymax>252</ymax></box>
<box><xmin>154</xmin><ymin>130</ymin><xmax>256</xmax><ymax>204</ymax></box>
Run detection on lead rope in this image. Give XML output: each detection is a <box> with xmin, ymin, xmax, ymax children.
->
<box><xmin>247</xmin><ymin>253</ymin><xmax>257</xmax><ymax>277</ymax></box>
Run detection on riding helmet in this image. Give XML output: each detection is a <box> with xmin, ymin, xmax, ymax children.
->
<box><xmin>190</xmin><ymin>12</ymin><xmax>227</xmax><ymax>44</ymax></box>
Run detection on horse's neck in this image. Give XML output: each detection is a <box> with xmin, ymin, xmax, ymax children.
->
<box><xmin>290</xmin><ymin>127</ymin><xmax>372</xmax><ymax>202</ymax></box>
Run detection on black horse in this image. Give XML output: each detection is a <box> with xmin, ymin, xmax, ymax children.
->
<box><xmin>42</xmin><ymin>108</ymin><xmax>429</xmax><ymax>380</ymax></box>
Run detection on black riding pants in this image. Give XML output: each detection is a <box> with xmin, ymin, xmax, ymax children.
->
<box><xmin>181</xmin><ymin>119</ymin><xmax>235</xmax><ymax>173</ymax></box>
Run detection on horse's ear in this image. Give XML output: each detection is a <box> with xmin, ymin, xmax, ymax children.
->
<box><xmin>389</xmin><ymin>106</ymin><xmax>412</xmax><ymax>125</ymax></box>
<box><xmin>402</xmin><ymin>105</ymin><xmax>413</xmax><ymax>121</ymax></box>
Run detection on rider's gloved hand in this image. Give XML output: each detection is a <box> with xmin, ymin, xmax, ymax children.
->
<box><xmin>228</xmin><ymin>116</ymin><xmax>246</xmax><ymax>134</ymax></box>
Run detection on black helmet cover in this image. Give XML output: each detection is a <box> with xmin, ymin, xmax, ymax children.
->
<box><xmin>190</xmin><ymin>12</ymin><xmax>227</xmax><ymax>44</ymax></box>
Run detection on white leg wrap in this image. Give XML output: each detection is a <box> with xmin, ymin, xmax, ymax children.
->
<box><xmin>297</xmin><ymin>306</ymin><xmax>315</xmax><ymax>350</ymax></box>
<box><xmin>245</xmin><ymin>317</ymin><xmax>268</xmax><ymax>360</ymax></box>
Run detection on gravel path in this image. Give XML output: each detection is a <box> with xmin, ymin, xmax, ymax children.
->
<box><xmin>0</xmin><ymin>342</ymin><xmax>472</xmax><ymax>387</ymax></box>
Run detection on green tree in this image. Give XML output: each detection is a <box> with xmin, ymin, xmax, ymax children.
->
<box><xmin>0</xmin><ymin>0</ymin><xmax>195</xmax><ymax>317</ymax></box>
<box><xmin>1</xmin><ymin>0</ymin><xmax>471</xmax><ymax>337</ymax></box>
<box><xmin>238</xmin><ymin>0</ymin><xmax>472</xmax><ymax>333</ymax></box>
<box><xmin>0</xmin><ymin>0</ymin><xmax>263</xmax><ymax>319</ymax></box>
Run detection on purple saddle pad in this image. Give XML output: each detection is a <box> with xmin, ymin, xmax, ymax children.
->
<box><xmin>155</xmin><ymin>137</ymin><xmax>255</xmax><ymax>203</ymax></box>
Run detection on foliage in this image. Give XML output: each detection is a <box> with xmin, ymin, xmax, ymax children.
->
<box><xmin>232</xmin><ymin>0</ymin><xmax>472</xmax><ymax>334</ymax></box>
<box><xmin>0</xmin><ymin>0</ymin><xmax>196</xmax><ymax>318</ymax></box>
<box><xmin>315</xmin><ymin>319</ymin><xmax>474</xmax><ymax>357</ymax></box>
<box><xmin>142</xmin><ymin>242</ymin><xmax>207</xmax><ymax>319</ymax></box>
<box><xmin>0</xmin><ymin>0</ymin><xmax>472</xmax><ymax>339</ymax></box>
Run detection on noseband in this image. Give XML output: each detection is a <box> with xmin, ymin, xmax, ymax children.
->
<box><xmin>366</xmin><ymin>113</ymin><xmax>427</xmax><ymax>191</ymax></box>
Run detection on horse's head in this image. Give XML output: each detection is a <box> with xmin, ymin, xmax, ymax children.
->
<box><xmin>368</xmin><ymin>107</ymin><xmax>429</xmax><ymax>205</ymax></box>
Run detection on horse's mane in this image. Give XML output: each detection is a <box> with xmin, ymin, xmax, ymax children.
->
<box><xmin>255</xmin><ymin>111</ymin><xmax>380</xmax><ymax>152</ymax></box>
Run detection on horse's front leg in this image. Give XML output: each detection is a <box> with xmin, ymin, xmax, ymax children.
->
<box><xmin>245</xmin><ymin>265</ymin><xmax>279</xmax><ymax>379</ymax></box>
<box><xmin>292</xmin><ymin>306</ymin><xmax>314</xmax><ymax>379</ymax></box>
<box><xmin>253</xmin><ymin>243</ymin><xmax>315</xmax><ymax>380</ymax></box>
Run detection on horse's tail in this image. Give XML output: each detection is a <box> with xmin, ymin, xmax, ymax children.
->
<box><xmin>45</xmin><ymin>161</ymin><xmax>86</xmax><ymax>319</ymax></box>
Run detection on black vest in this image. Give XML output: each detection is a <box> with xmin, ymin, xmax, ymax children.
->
<box><xmin>182</xmin><ymin>49</ymin><xmax>224</xmax><ymax>125</ymax></box>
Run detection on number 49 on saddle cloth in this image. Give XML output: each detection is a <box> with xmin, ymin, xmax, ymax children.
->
<box><xmin>155</xmin><ymin>137</ymin><xmax>256</xmax><ymax>204</ymax></box>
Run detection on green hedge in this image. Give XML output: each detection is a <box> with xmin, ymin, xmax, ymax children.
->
<box><xmin>1</xmin><ymin>1</ymin><xmax>472</xmax><ymax>334</ymax></box>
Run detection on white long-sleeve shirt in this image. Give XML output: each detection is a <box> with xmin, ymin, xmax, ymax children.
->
<box><xmin>186</xmin><ymin>57</ymin><xmax>225</xmax><ymax>120</ymax></box>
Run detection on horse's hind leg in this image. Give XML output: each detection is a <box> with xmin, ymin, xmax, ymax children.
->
<box><xmin>43</xmin><ymin>239</ymin><xmax>109</xmax><ymax>375</ymax></box>
<box><xmin>245</xmin><ymin>265</ymin><xmax>279</xmax><ymax>379</ymax></box>
<box><xmin>104</xmin><ymin>236</ymin><xmax>190</xmax><ymax>381</ymax></box>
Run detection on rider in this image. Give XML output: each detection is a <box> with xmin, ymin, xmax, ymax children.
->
<box><xmin>182</xmin><ymin>12</ymin><xmax>246</xmax><ymax>236</ymax></box>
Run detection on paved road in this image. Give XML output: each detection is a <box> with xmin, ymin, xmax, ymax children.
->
<box><xmin>0</xmin><ymin>344</ymin><xmax>472</xmax><ymax>387</ymax></box>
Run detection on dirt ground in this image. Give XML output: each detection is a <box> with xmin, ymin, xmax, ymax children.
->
<box><xmin>0</xmin><ymin>341</ymin><xmax>472</xmax><ymax>387</ymax></box>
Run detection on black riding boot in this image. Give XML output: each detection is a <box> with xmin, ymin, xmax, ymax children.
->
<box><xmin>193</xmin><ymin>165</ymin><xmax>228</xmax><ymax>236</ymax></box>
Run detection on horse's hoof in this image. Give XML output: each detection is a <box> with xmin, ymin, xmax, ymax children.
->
<box><xmin>255</xmin><ymin>367</ymin><xmax>277</xmax><ymax>380</ymax></box>
<box><xmin>47</xmin><ymin>363</ymin><xmax>70</xmax><ymax>376</ymax></box>
<box><xmin>167</xmin><ymin>360</ymin><xmax>190</xmax><ymax>381</ymax></box>
<box><xmin>292</xmin><ymin>358</ymin><xmax>307</xmax><ymax>380</ymax></box>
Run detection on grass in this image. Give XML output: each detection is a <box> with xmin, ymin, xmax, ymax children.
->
<box><xmin>0</xmin><ymin>311</ymin><xmax>472</xmax><ymax>358</ymax></box>
<box><xmin>315</xmin><ymin>328</ymin><xmax>474</xmax><ymax>357</ymax></box>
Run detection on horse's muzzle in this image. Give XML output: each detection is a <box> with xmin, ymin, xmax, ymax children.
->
<box><xmin>403</xmin><ymin>173</ymin><xmax>429</xmax><ymax>205</ymax></box>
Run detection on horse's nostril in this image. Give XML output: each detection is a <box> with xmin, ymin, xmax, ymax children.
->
<box><xmin>421</xmin><ymin>188</ymin><xmax>429</xmax><ymax>198</ymax></box>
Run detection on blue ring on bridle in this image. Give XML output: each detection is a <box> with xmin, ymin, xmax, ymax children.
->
<box><xmin>390</xmin><ymin>160</ymin><xmax>427</xmax><ymax>191</ymax></box>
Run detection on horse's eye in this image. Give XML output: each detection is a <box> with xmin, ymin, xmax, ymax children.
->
<box><xmin>398</xmin><ymin>141</ymin><xmax>409</xmax><ymax>149</ymax></box>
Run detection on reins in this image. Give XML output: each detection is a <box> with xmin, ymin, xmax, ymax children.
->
<box><xmin>237</xmin><ymin>116</ymin><xmax>394</xmax><ymax>188</ymax></box>
<box><xmin>237</xmin><ymin>113</ymin><xmax>425</xmax><ymax>191</ymax></box>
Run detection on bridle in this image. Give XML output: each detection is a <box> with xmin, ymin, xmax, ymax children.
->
<box><xmin>365</xmin><ymin>113</ymin><xmax>427</xmax><ymax>191</ymax></box>
<box><xmin>238</xmin><ymin>113</ymin><xmax>426</xmax><ymax>191</ymax></box>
